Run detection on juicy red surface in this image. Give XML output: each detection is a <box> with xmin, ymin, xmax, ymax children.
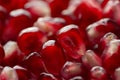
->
<box><xmin>1</xmin><ymin>9</ymin><xmax>32</xmax><ymax>44</ymax></box>
<box><xmin>49</xmin><ymin>0</ymin><xmax>69</xmax><ymax>17</ymax></box>
<box><xmin>21</xmin><ymin>52</ymin><xmax>45</xmax><ymax>77</ymax></box>
<box><xmin>74</xmin><ymin>0</ymin><xmax>102</xmax><ymax>29</ymax></box>
<box><xmin>61</xmin><ymin>61</ymin><xmax>86</xmax><ymax>79</ymax></box>
<box><xmin>41</xmin><ymin>40</ymin><xmax>66</xmax><ymax>76</ymax></box>
<box><xmin>57</xmin><ymin>25</ymin><xmax>85</xmax><ymax>61</ymax></box>
<box><xmin>17</xmin><ymin>27</ymin><xmax>47</xmax><ymax>56</ymax></box>
<box><xmin>0</xmin><ymin>0</ymin><xmax>120</xmax><ymax>80</ymax></box>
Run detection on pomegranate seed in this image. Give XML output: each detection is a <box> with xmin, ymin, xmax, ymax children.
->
<box><xmin>21</xmin><ymin>52</ymin><xmax>45</xmax><ymax>77</ymax></box>
<box><xmin>17</xmin><ymin>27</ymin><xmax>47</xmax><ymax>56</ymax></box>
<box><xmin>24</xmin><ymin>0</ymin><xmax>51</xmax><ymax>22</ymax></box>
<box><xmin>49</xmin><ymin>0</ymin><xmax>69</xmax><ymax>17</ymax></box>
<box><xmin>103</xmin><ymin>0</ymin><xmax>120</xmax><ymax>25</ymax></box>
<box><xmin>86</xmin><ymin>18</ymin><xmax>120</xmax><ymax>47</ymax></box>
<box><xmin>3</xmin><ymin>41</ymin><xmax>24</xmax><ymax>66</ymax></box>
<box><xmin>82</xmin><ymin>50</ymin><xmax>102</xmax><ymax>69</ymax></box>
<box><xmin>0</xmin><ymin>66</ymin><xmax>18</xmax><ymax>80</ymax></box>
<box><xmin>96</xmin><ymin>32</ymin><xmax>118</xmax><ymax>55</ymax></box>
<box><xmin>34</xmin><ymin>17</ymin><xmax>66</xmax><ymax>37</ymax></box>
<box><xmin>114</xmin><ymin>67</ymin><xmax>120</xmax><ymax>80</ymax></box>
<box><xmin>74</xmin><ymin>0</ymin><xmax>102</xmax><ymax>29</ymax></box>
<box><xmin>90</xmin><ymin>66</ymin><xmax>109</xmax><ymax>80</ymax></box>
<box><xmin>61</xmin><ymin>61</ymin><xmax>85</xmax><ymax>79</ymax></box>
<box><xmin>102</xmin><ymin>39</ymin><xmax>120</xmax><ymax>74</ymax></box>
<box><xmin>13</xmin><ymin>65</ymin><xmax>36</xmax><ymax>80</ymax></box>
<box><xmin>38</xmin><ymin>72</ymin><xmax>58</xmax><ymax>80</ymax></box>
<box><xmin>57</xmin><ymin>24</ymin><xmax>85</xmax><ymax>61</ymax></box>
<box><xmin>41</xmin><ymin>40</ymin><xmax>66</xmax><ymax>76</ymax></box>
<box><xmin>1</xmin><ymin>9</ymin><xmax>32</xmax><ymax>44</ymax></box>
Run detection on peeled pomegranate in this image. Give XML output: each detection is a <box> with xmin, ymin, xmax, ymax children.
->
<box><xmin>0</xmin><ymin>0</ymin><xmax>120</xmax><ymax>80</ymax></box>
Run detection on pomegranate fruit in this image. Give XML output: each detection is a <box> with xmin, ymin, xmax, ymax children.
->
<box><xmin>0</xmin><ymin>0</ymin><xmax>120</xmax><ymax>80</ymax></box>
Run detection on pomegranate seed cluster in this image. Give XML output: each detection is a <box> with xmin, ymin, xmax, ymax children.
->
<box><xmin>0</xmin><ymin>0</ymin><xmax>120</xmax><ymax>80</ymax></box>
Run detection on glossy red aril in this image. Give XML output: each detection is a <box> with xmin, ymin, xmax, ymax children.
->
<box><xmin>61</xmin><ymin>61</ymin><xmax>85</xmax><ymax>79</ymax></box>
<box><xmin>74</xmin><ymin>0</ymin><xmax>102</xmax><ymax>29</ymax></box>
<box><xmin>13</xmin><ymin>65</ymin><xmax>36</xmax><ymax>80</ymax></box>
<box><xmin>1</xmin><ymin>9</ymin><xmax>32</xmax><ymax>44</ymax></box>
<box><xmin>3</xmin><ymin>41</ymin><xmax>24</xmax><ymax>66</ymax></box>
<box><xmin>86</xmin><ymin>18</ymin><xmax>120</xmax><ymax>47</ymax></box>
<box><xmin>0</xmin><ymin>44</ymin><xmax>5</xmax><ymax>64</ymax></box>
<box><xmin>114</xmin><ymin>67</ymin><xmax>120</xmax><ymax>80</ymax></box>
<box><xmin>24</xmin><ymin>0</ymin><xmax>51</xmax><ymax>22</ymax></box>
<box><xmin>34</xmin><ymin>17</ymin><xmax>66</xmax><ymax>37</ymax></box>
<box><xmin>17</xmin><ymin>27</ymin><xmax>47</xmax><ymax>56</ymax></box>
<box><xmin>82</xmin><ymin>50</ymin><xmax>102</xmax><ymax>69</ymax></box>
<box><xmin>97</xmin><ymin>32</ymin><xmax>117</xmax><ymax>55</ymax></box>
<box><xmin>21</xmin><ymin>52</ymin><xmax>45</xmax><ymax>77</ymax></box>
<box><xmin>0</xmin><ymin>66</ymin><xmax>18</xmax><ymax>80</ymax></box>
<box><xmin>103</xmin><ymin>0</ymin><xmax>120</xmax><ymax>25</ymax></box>
<box><xmin>57</xmin><ymin>24</ymin><xmax>85</xmax><ymax>61</ymax></box>
<box><xmin>38</xmin><ymin>72</ymin><xmax>57</xmax><ymax>80</ymax></box>
<box><xmin>102</xmin><ymin>39</ymin><xmax>120</xmax><ymax>74</ymax></box>
<box><xmin>49</xmin><ymin>0</ymin><xmax>69</xmax><ymax>17</ymax></box>
<box><xmin>90</xmin><ymin>66</ymin><xmax>109</xmax><ymax>80</ymax></box>
<box><xmin>41</xmin><ymin>40</ymin><xmax>66</xmax><ymax>76</ymax></box>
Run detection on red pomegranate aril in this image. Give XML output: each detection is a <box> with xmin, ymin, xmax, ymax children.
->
<box><xmin>38</xmin><ymin>72</ymin><xmax>58</xmax><ymax>80</ymax></box>
<box><xmin>13</xmin><ymin>65</ymin><xmax>36</xmax><ymax>80</ymax></box>
<box><xmin>102</xmin><ymin>39</ymin><xmax>120</xmax><ymax>74</ymax></box>
<box><xmin>61</xmin><ymin>61</ymin><xmax>85</xmax><ymax>79</ymax></box>
<box><xmin>114</xmin><ymin>67</ymin><xmax>120</xmax><ymax>80</ymax></box>
<box><xmin>21</xmin><ymin>52</ymin><xmax>45</xmax><ymax>77</ymax></box>
<box><xmin>0</xmin><ymin>44</ymin><xmax>5</xmax><ymax>64</ymax></box>
<box><xmin>103</xmin><ymin>0</ymin><xmax>120</xmax><ymax>25</ymax></box>
<box><xmin>41</xmin><ymin>40</ymin><xmax>66</xmax><ymax>76</ymax></box>
<box><xmin>57</xmin><ymin>24</ymin><xmax>85</xmax><ymax>61</ymax></box>
<box><xmin>34</xmin><ymin>17</ymin><xmax>66</xmax><ymax>37</ymax></box>
<box><xmin>74</xmin><ymin>0</ymin><xmax>102</xmax><ymax>29</ymax></box>
<box><xmin>3</xmin><ymin>41</ymin><xmax>24</xmax><ymax>67</ymax></box>
<box><xmin>49</xmin><ymin>0</ymin><xmax>69</xmax><ymax>17</ymax></box>
<box><xmin>82</xmin><ymin>50</ymin><xmax>102</xmax><ymax>69</ymax></box>
<box><xmin>97</xmin><ymin>32</ymin><xmax>118</xmax><ymax>55</ymax></box>
<box><xmin>0</xmin><ymin>66</ymin><xmax>18</xmax><ymax>80</ymax></box>
<box><xmin>17</xmin><ymin>27</ymin><xmax>47</xmax><ymax>56</ymax></box>
<box><xmin>1</xmin><ymin>9</ymin><xmax>32</xmax><ymax>44</ymax></box>
<box><xmin>24</xmin><ymin>0</ymin><xmax>51</xmax><ymax>22</ymax></box>
<box><xmin>86</xmin><ymin>18</ymin><xmax>120</xmax><ymax>47</ymax></box>
<box><xmin>90</xmin><ymin>66</ymin><xmax>109</xmax><ymax>80</ymax></box>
